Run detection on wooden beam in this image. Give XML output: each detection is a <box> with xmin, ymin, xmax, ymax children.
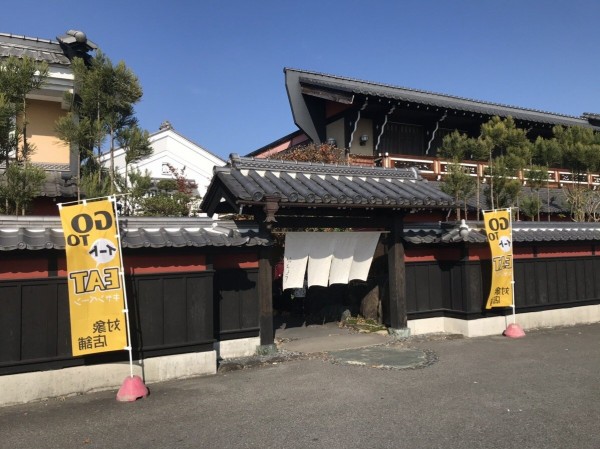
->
<box><xmin>258</xmin><ymin>244</ymin><xmax>274</xmax><ymax>346</ymax></box>
<box><xmin>387</xmin><ymin>214</ymin><xmax>407</xmax><ymax>329</ymax></box>
<box><xmin>300</xmin><ymin>85</ymin><xmax>354</xmax><ymax>104</ymax></box>
<box><xmin>270</xmin><ymin>214</ymin><xmax>392</xmax><ymax>230</ymax></box>
<box><xmin>257</xmin><ymin>232</ymin><xmax>274</xmax><ymax>347</ymax></box>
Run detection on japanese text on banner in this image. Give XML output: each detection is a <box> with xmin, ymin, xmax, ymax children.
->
<box><xmin>59</xmin><ymin>199</ymin><xmax>127</xmax><ymax>356</ymax></box>
<box><xmin>483</xmin><ymin>209</ymin><xmax>514</xmax><ymax>309</ymax></box>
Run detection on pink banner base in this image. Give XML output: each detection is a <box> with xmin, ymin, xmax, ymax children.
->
<box><xmin>503</xmin><ymin>323</ymin><xmax>526</xmax><ymax>339</ymax></box>
<box><xmin>116</xmin><ymin>375</ymin><xmax>148</xmax><ymax>402</ymax></box>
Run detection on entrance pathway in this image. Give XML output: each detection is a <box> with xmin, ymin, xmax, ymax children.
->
<box><xmin>275</xmin><ymin>322</ymin><xmax>390</xmax><ymax>353</ymax></box>
<box><xmin>220</xmin><ymin>322</ymin><xmax>454</xmax><ymax>372</ymax></box>
<box><xmin>274</xmin><ymin>322</ymin><xmax>434</xmax><ymax>370</ymax></box>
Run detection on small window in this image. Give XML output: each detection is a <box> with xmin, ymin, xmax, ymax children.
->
<box><xmin>162</xmin><ymin>162</ymin><xmax>170</xmax><ymax>174</ymax></box>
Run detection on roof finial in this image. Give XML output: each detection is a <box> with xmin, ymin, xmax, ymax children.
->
<box><xmin>159</xmin><ymin>120</ymin><xmax>173</xmax><ymax>131</ymax></box>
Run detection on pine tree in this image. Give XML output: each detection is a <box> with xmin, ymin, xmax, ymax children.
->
<box><xmin>0</xmin><ymin>56</ymin><xmax>48</xmax><ymax>164</ymax></box>
<box><xmin>116</xmin><ymin>125</ymin><xmax>153</xmax><ymax>214</ymax></box>
<box><xmin>56</xmin><ymin>51</ymin><xmax>144</xmax><ymax>197</ymax></box>
<box><xmin>441</xmin><ymin>161</ymin><xmax>476</xmax><ymax>220</ymax></box>
<box><xmin>439</xmin><ymin>130</ymin><xmax>487</xmax><ymax>217</ymax></box>
<box><xmin>524</xmin><ymin>165</ymin><xmax>547</xmax><ymax>221</ymax></box>
<box><xmin>0</xmin><ymin>56</ymin><xmax>48</xmax><ymax>214</ymax></box>
<box><xmin>0</xmin><ymin>163</ymin><xmax>46</xmax><ymax>215</ymax></box>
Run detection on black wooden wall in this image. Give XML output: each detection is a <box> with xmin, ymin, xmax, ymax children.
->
<box><xmin>3</xmin><ymin>246</ymin><xmax>600</xmax><ymax>375</ymax></box>
<box><xmin>128</xmin><ymin>273</ymin><xmax>215</xmax><ymax>359</ymax></box>
<box><xmin>405</xmin><ymin>253</ymin><xmax>600</xmax><ymax>320</ymax></box>
<box><xmin>0</xmin><ymin>280</ymin><xmax>71</xmax><ymax>374</ymax></box>
<box><xmin>213</xmin><ymin>268</ymin><xmax>259</xmax><ymax>341</ymax></box>
<box><xmin>1</xmin><ymin>271</ymin><xmax>216</xmax><ymax>375</ymax></box>
<box><xmin>513</xmin><ymin>257</ymin><xmax>600</xmax><ymax>310</ymax></box>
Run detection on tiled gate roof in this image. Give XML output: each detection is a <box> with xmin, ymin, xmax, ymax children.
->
<box><xmin>201</xmin><ymin>154</ymin><xmax>454</xmax><ymax>216</ymax></box>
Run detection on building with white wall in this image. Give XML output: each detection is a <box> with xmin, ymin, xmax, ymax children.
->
<box><xmin>107</xmin><ymin>121</ymin><xmax>225</xmax><ymax>203</ymax></box>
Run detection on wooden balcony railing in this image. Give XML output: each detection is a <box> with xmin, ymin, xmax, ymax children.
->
<box><xmin>359</xmin><ymin>153</ymin><xmax>600</xmax><ymax>188</ymax></box>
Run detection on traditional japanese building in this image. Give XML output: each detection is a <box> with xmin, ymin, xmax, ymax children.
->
<box><xmin>0</xmin><ymin>214</ymin><xmax>269</xmax><ymax>405</ymax></box>
<box><xmin>101</xmin><ymin>121</ymin><xmax>225</xmax><ymax>214</ymax></box>
<box><xmin>202</xmin><ymin>154</ymin><xmax>600</xmax><ymax>350</ymax></box>
<box><xmin>250</xmin><ymin>69</ymin><xmax>600</xmax><ymax>195</ymax></box>
<box><xmin>0</xmin><ymin>30</ymin><xmax>98</xmax><ymax>213</ymax></box>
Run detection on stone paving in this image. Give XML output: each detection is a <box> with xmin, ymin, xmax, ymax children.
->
<box><xmin>220</xmin><ymin>321</ymin><xmax>449</xmax><ymax>372</ymax></box>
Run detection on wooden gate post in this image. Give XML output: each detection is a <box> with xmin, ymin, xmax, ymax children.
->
<box><xmin>258</xmin><ymin>244</ymin><xmax>274</xmax><ymax>349</ymax></box>
<box><xmin>387</xmin><ymin>214</ymin><xmax>409</xmax><ymax>337</ymax></box>
<box><xmin>256</xmin><ymin>196</ymin><xmax>279</xmax><ymax>353</ymax></box>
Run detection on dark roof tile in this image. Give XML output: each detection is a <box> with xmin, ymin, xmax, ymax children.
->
<box><xmin>0</xmin><ymin>217</ymin><xmax>270</xmax><ymax>251</ymax></box>
<box><xmin>289</xmin><ymin>69</ymin><xmax>597</xmax><ymax>129</ymax></box>
<box><xmin>404</xmin><ymin>221</ymin><xmax>600</xmax><ymax>245</ymax></box>
<box><xmin>201</xmin><ymin>155</ymin><xmax>455</xmax><ymax>215</ymax></box>
<box><xmin>0</xmin><ymin>33</ymin><xmax>71</xmax><ymax>65</ymax></box>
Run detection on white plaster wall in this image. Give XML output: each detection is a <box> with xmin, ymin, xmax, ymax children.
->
<box><xmin>0</xmin><ymin>350</ymin><xmax>216</xmax><ymax>407</ymax></box>
<box><xmin>407</xmin><ymin>305</ymin><xmax>600</xmax><ymax>337</ymax></box>
<box><xmin>215</xmin><ymin>337</ymin><xmax>260</xmax><ymax>359</ymax></box>
<box><xmin>107</xmin><ymin>128</ymin><xmax>224</xmax><ymax>198</ymax></box>
<box><xmin>326</xmin><ymin>118</ymin><xmax>345</xmax><ymax>150</ymax></box>
<box><xmin>348</xmin><ymin>118</ymin><xmax>373</xmax><ymax>156</ymax></box>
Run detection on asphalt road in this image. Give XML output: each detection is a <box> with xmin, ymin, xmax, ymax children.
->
<box><xmin>1</xmin><ymin>324</ymin><xmax>599</xmax><ymax>449</ymax></box>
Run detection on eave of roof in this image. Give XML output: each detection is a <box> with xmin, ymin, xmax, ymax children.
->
<box><xmin>285</xmin><ymin>68</ymin><xmax>598</xmax><ymax>130</ymax></box>
<box><xmin>246</xmin><ymin>130</ymin><xmax>308</xmax><ymax>158</ymax></box>
<box><xmin>0</xmin><ymin>163</ymin><xmax>77</xmax><ymax>198</ymax></box>
<box><xmin>0</xmin><ymin>217</ymin><xmax>270</xmax><ymax>251</ymax></box>
<box><xmin>147</xmin><ymin>126</ymin><xmax>225</xmax><ymax>164</ymax></box>
<box><xmin>201</xmin><ymin>154</ymin><xmax>455</xmax><ymax>216</ymax></box>
<box><xmin>0</xmin><ymin>32</ymin><xmax>70</xmax><ymax>65</ymax></box>
<box><xmin>2</xmin><ymin>215</ymin><xmax>597</xmax><ymax>249</ymax></box>
<box><xmin>404</xmin><ymin>221</ymin><xmax>600</xmax><ymax>244</ymax></box>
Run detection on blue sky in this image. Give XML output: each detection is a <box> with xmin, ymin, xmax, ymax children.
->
<box><xmin>5</xmin><ymin>0</ymin><xmax>600</xmax><ymax>160</ymax></box>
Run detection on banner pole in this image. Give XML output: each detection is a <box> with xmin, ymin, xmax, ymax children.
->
<box><xmin>502</xmin><ymin>205</ymin><xmax>524</xmax><ymax>337</ymax></box>
<box><xmin>509</xmin><ymin>207</ymin><xmax>516</xmax><ymax>325</ymax></box>
<box><xmin>111</xmin><ymin>195</ymin><xmax>149</xmax><ymax>401</ymax></box>
<box><xmin>110</xmin><ymin>195</ymin><xmax>134</xmax><ymax>378</ymax></box>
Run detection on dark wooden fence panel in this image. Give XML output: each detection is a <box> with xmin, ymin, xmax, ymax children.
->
<box><xmin>405</xmin><ymin>266</ymin><xmax>417</xmax><ymax>312</ymax></box>
<box><xmin>0</xmin><ymin>284</ymin><xmax>21</xmax><ymax>362</ymax></box>
<box><xmin>407</xmin><ymin>260</ymin><xmax>486</xmax><ymax>317</ymax></box>
<box><xmin>406</xmin><ymin>264</ymin><xmax>444</xmax><ymax>312</ymax></box>
<box><xmin>0</xmin><ymin>272</ymin><xmax>215</xmax><ymax>375</ymax></box>
<box><xmin>163</xmin><ymin>277</ymin><xmax>188</xmax><ymax>344</ymax></box>
<box><xmin>188</xmin><ymin>276</ymin><xmax>214</xmax><ymax>342</ymax></box>
<box><xmin>4</xmin><ymin>247</ymin><xmax>600</xmax><ymax>375</ymax></box>
<box><xmin>593</xmin><ymin>259</ymin><xmax>600</xmax><ymax>295</ymax></box>
<box><xmin>582</xmin><ymin>259</ymin><xmax>596</xmax><ymax>299</ymax></box>
<box><xmin>514</xmin><ymin>257</ymin><xmax>600</xmax><ymax>310</ymax></box>
<box><xmin>448</xmin><ymin>262</ymin><xmax>467</xmax><ymax>313</ymax></box>
<box><xmin>136</xmin><ymin>278</ymin><xmax>164</xmax><ymax>348</ymax></box>
<box><xmin>407</xmin><ymin>255</ymin><xmax>600</xmax><ymax>319</ymax></box>
<box><xmin>514</xmin><ymin>260</ymin><xmax>537</xmax><ymax>306</ymax></box>
<box><xmin>464</xmin><ymin>262</ymin><xmax>485</xmax><ymax>313</ymax></box>
<box><xmin>21</xmin><ymin>284</ymin><xmax>58</xmax><ymax>360</ymax></box>
<box><xmin>214</xmin><ymin>268</ymin><xmax>259</xmax><ymax>340</ymax></box>
<box><xmin>534</xmin><ymin>261</ymin><xmax>549</xmax><ymax>305</ymax></box>
<box><xmin>130</xmin><ymin>273</ymin><xmax>214</xmax><ymax>356</ymax></box>
<box><xmin>0</xmin><ymin>281</ymin><xmax>72</xmax><ymax>374</ymax></box>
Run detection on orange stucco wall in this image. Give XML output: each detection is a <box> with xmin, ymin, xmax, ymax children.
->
<box><xmin>0</xmin><ymin>251</ymin><xmax>210</xmax><ymax>279</ymax></box>
<box><xmin>0</xmin><ymin>254</ymin><xmax>50</xmax><ymax>279</ymax></box>
<box><xmin>123</xmin><ymin>253</ymin><xmax>208</xmax><ymax>275</ymax></box>
<box><xmin>25</xmin><ymin>99</ymin><xmax>70</xmax><ymax>164</ymax></box>
<box><xmin>213</xmin><ymin>253</ymin><xmax>259</xmax><ymax>269</ymax></box>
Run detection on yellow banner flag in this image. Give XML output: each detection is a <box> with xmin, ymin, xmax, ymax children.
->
<box><xmin>483</xmin><ymin>209</ymin><xmax>514</xmax><ymax>309</ymax></box>
<box><xmin>59</xmin><ymin>198</ymin><xmax>128</xmax><ymax>356</ymax></box>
